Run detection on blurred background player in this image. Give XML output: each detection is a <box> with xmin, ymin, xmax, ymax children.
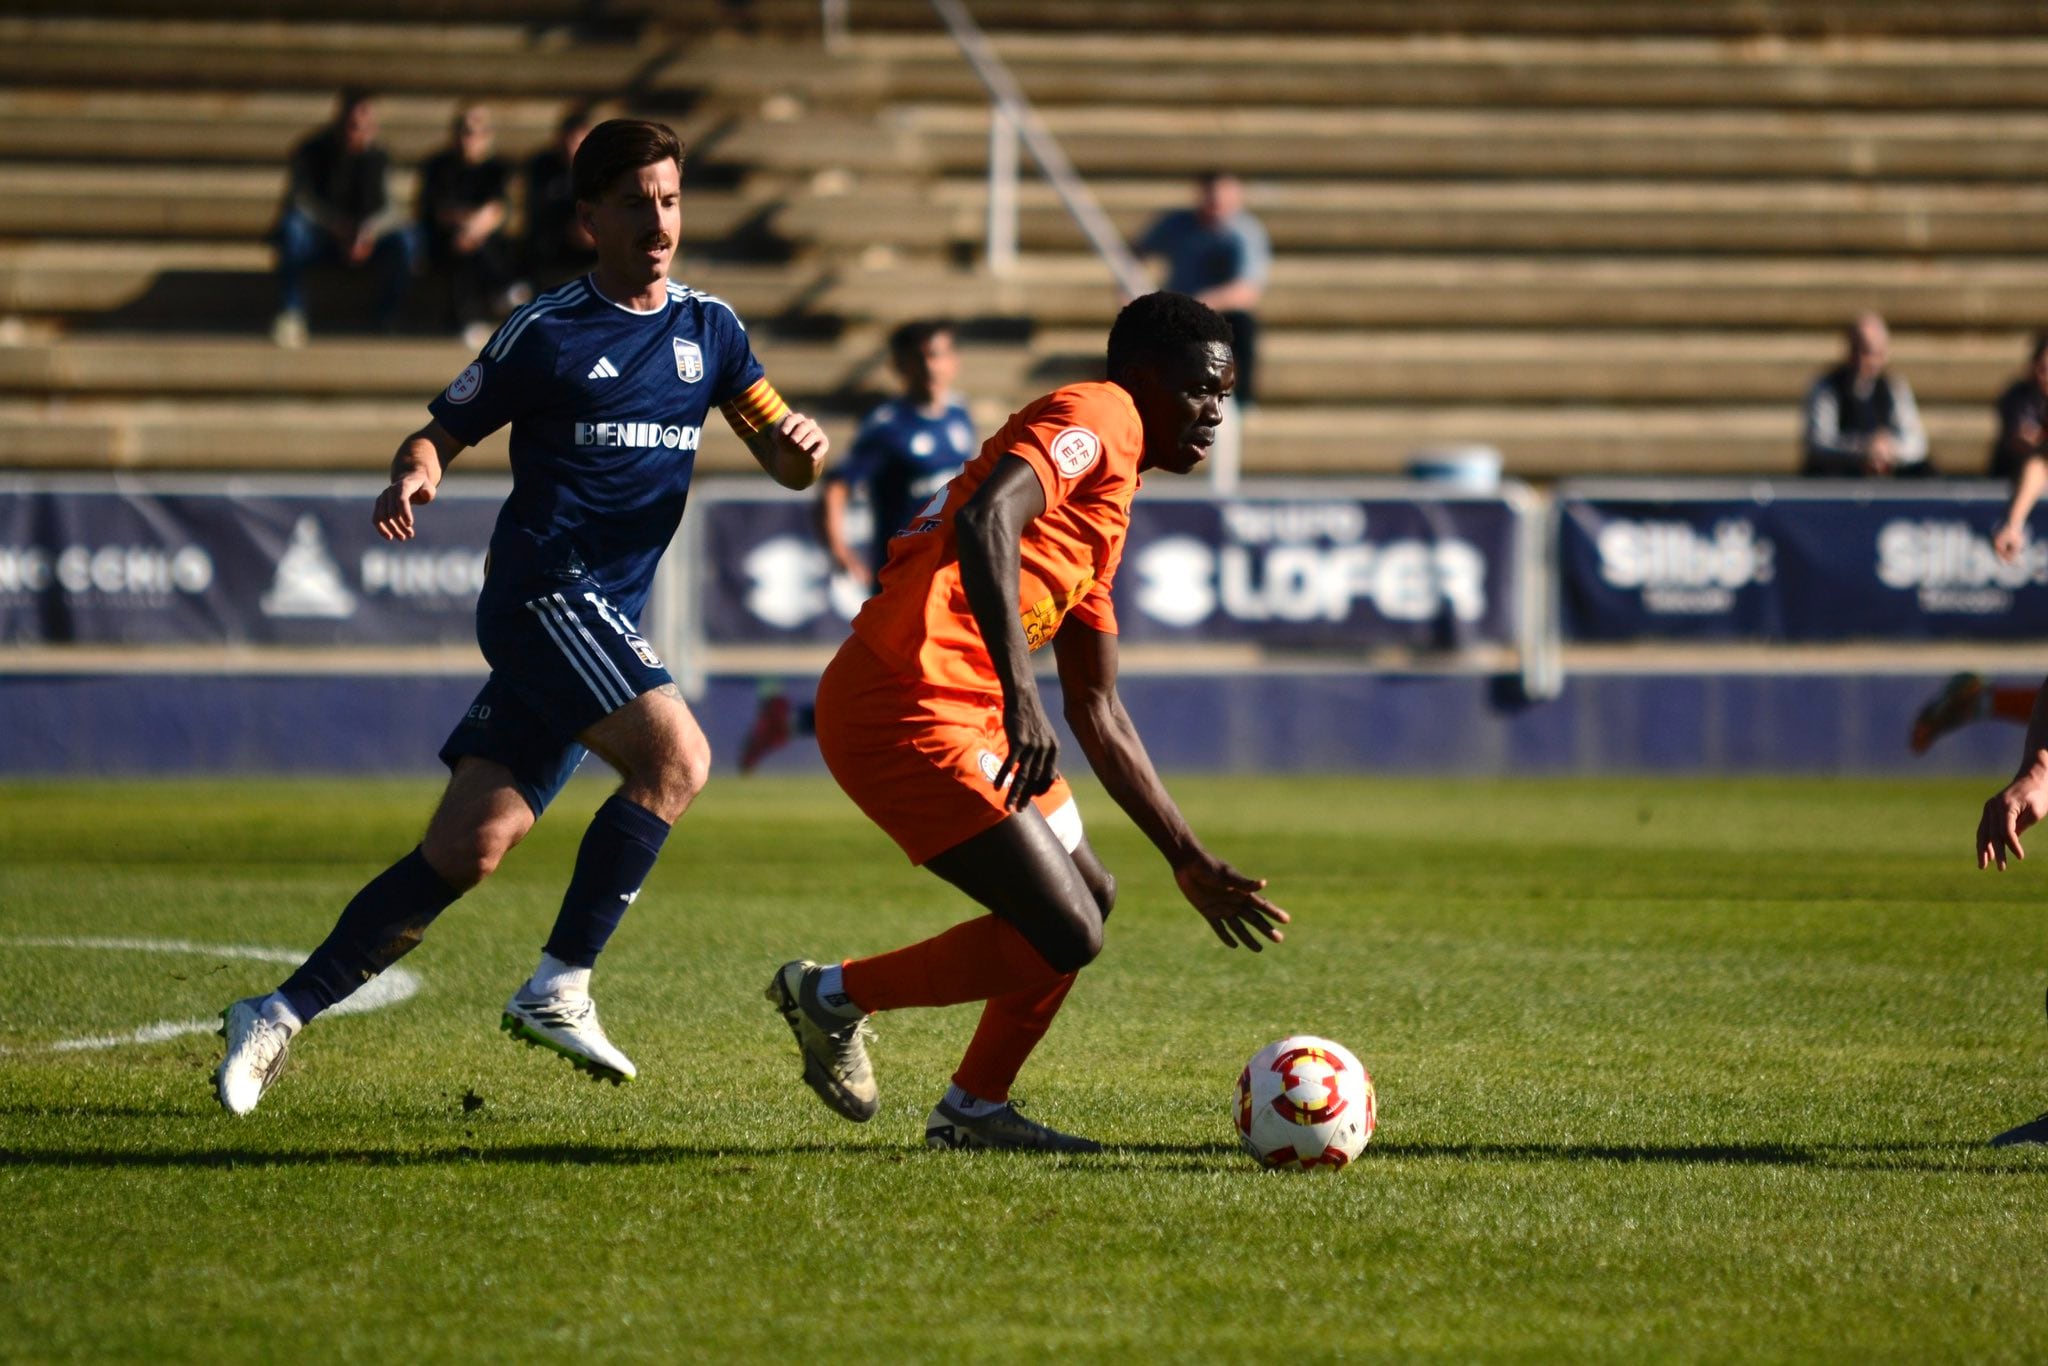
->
<box><xmin>1135</xmin><ymin>172</ymin><xmax>1269</xmax><ymax>407</ymax></box>
<box><xmin>522</xmin><ymin>108</ymin><xmax>600</xmax><ymax>293</ymax></box>
<box><xmin>269</xmin><ymin>88</ymin><xmax>420</xmax><ymax>346</ymax></box>
<box><xmin>766</xmin><ymin>292</ymin><xmax>1289</xmax><ymax>1151</ymax></box>
<box><xmin>1908</xmin><ymin>358</ymin><xmax>2048</xmax><ymax>753</ymax></box>
<box><xmin>214</xmin><ymin>118</ymin><xmax>829</xmax><ymax>1116</ymax></box>
<box><xmin>1970</xmin><ymin>674</ymin><xmax>2048</xmax><ymax>1146</ymax></box>
<box><xmin>1801</xmin><ymin>312</ymin><xmax>1930</xmax><ymax>477</ymax></box>
<box><xmin>739</xmin><ymin>319</ymin><xmax>976</xmax><ymax>771</ymax></box>
<box><xmin>417</xmin><ymin>103</ymin><xmax>519</xmax><ymax>349</ymax></box>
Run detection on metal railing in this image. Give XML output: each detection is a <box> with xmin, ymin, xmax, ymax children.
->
<box><xmin>823</xmin><ymin>0</ymin><xmax>1149</xmax><ymax>297</ymax></box>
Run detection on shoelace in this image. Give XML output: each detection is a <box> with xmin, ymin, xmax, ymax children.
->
<box><xmin>828</xmin><ymin>1018</ymin><xmax>876</xmax><ymax>1070</ymax></box>
<box><xmin>244</xmin><ymin>1017</ymin><xmax>290</xmax><ymax>1079</ymax></box>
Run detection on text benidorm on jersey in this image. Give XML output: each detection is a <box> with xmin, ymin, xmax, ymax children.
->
<box><xmin>573</xmin><ymin>422</ymin><xmax>703</xmax><ymax>450</ymax></box>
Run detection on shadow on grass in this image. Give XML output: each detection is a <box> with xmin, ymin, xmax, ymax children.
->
<box><xmin>1</xmin><ymin>1138</ymin><xmax>2042</xmax><ymax>1174</ymax></box>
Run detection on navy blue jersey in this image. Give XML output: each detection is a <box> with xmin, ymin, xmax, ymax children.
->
<box><xmin>826</xmin><ymin>397</ymin><xmax>975</xmax><ymax>572</ymax></box>
<box><xmin>428</xmin><ymin>275</ymin><xmax>765</xmax><ymax>618</ymax></box>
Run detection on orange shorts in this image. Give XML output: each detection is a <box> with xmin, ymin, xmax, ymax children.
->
<box><xmin>815</xmin><ymin>633</ymin><xmax>1080</xmax><ymax>866</ymax></box>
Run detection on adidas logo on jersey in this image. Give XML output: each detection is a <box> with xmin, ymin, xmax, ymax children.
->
<box><xmin>587</xmin><ymin>357</ymin><xmax>620</xmax><ymax>380</ymax></box>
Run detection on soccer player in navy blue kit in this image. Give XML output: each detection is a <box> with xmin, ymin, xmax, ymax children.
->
<box><xmin>739</xmin><ymin>320</ymin><xmax>975</xmax><ymax>770</ymax></box>
<box><xmin>215</xmin><ymin>119</ymin><xmax>828</xmax><ymax>1115</ymax></box>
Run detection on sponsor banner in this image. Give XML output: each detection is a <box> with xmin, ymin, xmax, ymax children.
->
<box><xmin>0</xmin><ymin>481</ymin><xmax>501</xmax><ymax>645</ymax></box>
<box><xmin>1559</xmin><ymin>485</ymin><xmax>2048</xmax><ymax>640</ymax></box>
<box><xmin>702</xmin><ymin>491</ymin><xmax>1525</xmax><ymax>649</ymax></box>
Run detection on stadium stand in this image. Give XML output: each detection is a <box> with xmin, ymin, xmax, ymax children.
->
<box><xmin>4</xmin><ymin>3</ymin><xmax>2048</xmax><ymax>476</ymax></box>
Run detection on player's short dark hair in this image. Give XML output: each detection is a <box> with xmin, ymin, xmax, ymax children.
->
<box><xmin>1106</xmin><ymin>292</ymin><xmax>1233</xmax><ymax>380</ymax></box>
<box><xmin>573</xmin><ymin>118</ymin><xmax>685</xmax><ymax>203</ymax></box>
<box><xmin>336</xmin><ymin>88</ymin><xmax>376</xmax><ymax>120</ymax></box>
<box><xmin>2031</xmin><ymin>332</ymin><xmax>2048</xmax><ymax>366</ymax></box>
<box><xmin>888</xmin><ymin>318</ymin><xmax>953</xmax><ymax>366</ymax></box>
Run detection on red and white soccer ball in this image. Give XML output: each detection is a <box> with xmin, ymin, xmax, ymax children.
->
<box><xmin>1234</xmin><ymin>1035</ymin><xmax>1376</xmax><ymax>1171</ymax></box>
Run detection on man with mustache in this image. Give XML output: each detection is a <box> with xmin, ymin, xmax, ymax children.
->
<box><xmin>767</xmin><ymin>292</ymin><xmax>1289</xmax><ymax>1151</ymax></box>
<box><xmin>215</xmin><ymin>119</ymin><xmax>829</xmax><ymax>1114</ymax></box>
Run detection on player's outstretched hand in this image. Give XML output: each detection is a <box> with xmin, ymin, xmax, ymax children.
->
<box><xmin>374</xmin><ymin>469</ymin><xmax>437</xmax><ymax>541</ymax></box>
<box><xmin>1978</xmin><ymin>767</ymin><xmax>2048</xmax><ymax>870</ymax></box>
<box><xmin>1174</xmin><ymin>854</ymin><xmax>1289</xmax><ymax>952</ymax></box>
<box><xmin>1994</xmin><ymin>521</ymin><xmax>2028</xmax><ymax>564</ymax></box>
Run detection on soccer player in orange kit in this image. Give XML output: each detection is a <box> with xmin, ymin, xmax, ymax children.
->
<box><xmin>766</xmin><ymin>292</ymin><xmax>1290</xmax><ymax>1151</ymax></box>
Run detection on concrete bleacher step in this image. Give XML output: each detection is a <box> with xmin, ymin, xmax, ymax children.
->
<box><xmin>782</xmin><ymin>177</ymin><xmax>2048</xmax><ymax>257</ymax></box>
<box><xmin>691</xmin><ymin>32</ymin><xmax>2048</xmax><ymax>111</ymax></box>
<box><xmin>821</xmin><ymin>255</ymin><xmax>2048</xmax><ymax>331</ymax></box>
<box><xmin>0</xmin><ymin>17</ymin><xmax>684</xmax><ymax>96</ymax></box>
<box><xmin>6</xmin><ymin>331</ymin><xmax>2034</xmax><ymax>411</ymax></box>
<box><xmin>1027</xmin><ymin>329</ymin><xmax>2041</xmax><ymax>408</ymax></box>
<box><xmin>1234</xmin><ymin>403</ymin><xmax>1996</xmax><ymax>478</ymax></box>
<box><xmin>0</xmin><ymin>163</ymin><xmax>763</xmax><ymax>241</ymax></box>
<box><xmin>0</xmin><ymin>335</ymin><xmax>1042</xmax><ymax>401</ymax></box>
<box><xmin>0</xmin><ymin>394</ymin><xmax>1995</xmax><ymax>480</ymax></box>
<box><xmin>736</xmin><ymin>105</ymin><xmax>2048</xmax><ymax>182</ymax></box>
<box><xmin>0</xmin><ymin>90</ymin><xmax>662</xmax><ymax>166</ymax></box>
<box><xmin>0</xmin><ymin>397</ymin><xmax>811</xmax><ymax>474</ymax></box>
<box><xmin>0</xmin><ymin>242</ymin><xmax>825</xmax><ymax>329</ymax></box>
<box><xmin>30</xmin><ymin>0</ymin><xmax>2048</xmax><ymax>38</ymax></box>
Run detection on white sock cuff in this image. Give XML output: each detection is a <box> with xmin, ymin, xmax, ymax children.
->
<box><xmin>529</xmin><ymin>953</ymin><xmax>592</xmax><ymax>999</ymax></box>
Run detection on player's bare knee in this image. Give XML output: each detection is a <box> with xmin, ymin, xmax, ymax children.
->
<box><xmin>1088</xmin><ymin>870</ymin><xmax>1117</xmax><ymax>922</ymax></box>
<box><xmin>1039</xmin><ymin>909</ymin><xmax>1104</xmax><ymax>974</ymax></box>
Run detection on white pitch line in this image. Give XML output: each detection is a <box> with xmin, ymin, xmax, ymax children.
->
<box><xmin>0</xmin><ymin>935</ymin><xmax>421</xmax><ymax>1053</ymax></box>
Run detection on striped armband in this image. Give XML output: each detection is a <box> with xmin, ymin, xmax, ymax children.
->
<box><xmin>720</xmin><ymin>377</ymin><xmax>792</xmax><ymax>439</ymax></box>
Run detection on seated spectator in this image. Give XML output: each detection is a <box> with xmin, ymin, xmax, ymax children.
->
<box><xmin>270</xmin><ymin>89</ymin><xmax>419</xmax><ymax>346</ymax></box>
<box><xmin>1135</xmin><ymin>171</ymin><xmax>1269</xmax><ymax>405</ymax></box>
<box><xmin>1801</xmin><ymin>313</ymin><xmax>1929</xmax><ymax>477</ymax></box>
<box><xmin>417</xmin><ymin>103</ymin><xmax>518</xmax><ymax>347</ymax></box>
<box><xmin>523</xmin><ymin>109</ymin><xmax>600</xmax><ymax>290</ymax></box>
<box><xmin>1989</xmin><ymin>334</ymin><xmax>2048</xmax><ymax>481</ymax></box>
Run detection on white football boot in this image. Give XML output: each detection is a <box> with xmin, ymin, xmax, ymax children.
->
<box><xmin>924</xmin><ymin>1096</ymin><xmax>1102</xmax><ymax>1153</ymax></box>
<box><xmin>501</xmin><ymin>986</ymin><xmax>636</xmax><ymax>1084</ymax></box>
<box><xmin>765</xmin><ymin>959</ymin><xmax>878</xmax><ymax>1122</ymax></box>
<box><xmin>214</xmin><ymin>997</ymin><xmax>294</xmax><ymax>1116</ymax></box>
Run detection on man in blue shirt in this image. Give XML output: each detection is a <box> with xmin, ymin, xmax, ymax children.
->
<box><xmin>739</xmin><ymin>320</ymin><xmax>976</xmax><ymax>772</ymax></box>
<box><xmin>214</xmin><ymin>119</ymin><xmax>829</xmax><ymax>1115</ymax></box>
<box><xmin>1135</xmin><ymin>172</ymin><xmax>1270</xmax><ymax>406</ymax></box>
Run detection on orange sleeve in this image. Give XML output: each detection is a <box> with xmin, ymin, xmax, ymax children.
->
<box><xmin>1004</xmin><ymin>390</ymin><xmax>1123</xmax><ymax>515</ymax></box>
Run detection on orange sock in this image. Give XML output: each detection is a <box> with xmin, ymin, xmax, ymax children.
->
<box><xmin>1992</xmin><ymin>687</ymin><xmax>2038</xmax><ymax>723</ymax></box>
<box><xmin>840</xmin><ymin>914</ymin><xmax>1063</xmax><ymax>1013</ymax></box>
<box><xmin>953</xmin><ymin>972</ymin><xmax>1078</xmax><ymax>1104</ymax></box>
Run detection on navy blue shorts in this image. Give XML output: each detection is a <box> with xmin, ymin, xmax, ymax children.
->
<box><xmin>439</xmin><ymin>586</ymin><xmax>673</xmax><ymax>816</ymax></box>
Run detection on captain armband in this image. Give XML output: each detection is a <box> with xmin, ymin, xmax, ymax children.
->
<box><xmin>720</xmin><ymin>377</ymin><xmax>793</xmax><ymax>439</ymax></box>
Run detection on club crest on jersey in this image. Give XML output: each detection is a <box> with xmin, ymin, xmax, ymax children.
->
<box><xmin>444</xmin><ymin>362</ymin><xmax>483</xmax><ymax>405</ymax></box>
<box><xmin>672</xmin><ymin>338</ymin><xmax>704</xmax><ymax>383</ymax></box>
<box><xmin>624</xmin><ymin>634</ymin><xmax>663</xmax><ymax>669</ymax></box>
<box><xmin>1049</xmin><ymin>427</ymin><xmax>1101</xmax><ymax>477</ymax></box>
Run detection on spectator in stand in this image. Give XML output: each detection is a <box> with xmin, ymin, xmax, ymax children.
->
<box><xmin>418</xmin><ymin>103</ymin><xmax>518</xmax><ymax>349</ymax></box>
<box><xmin>1989</xmin><ymin>334</ymin><xmax>2048</xmax><ymax>483</ymax></box>
<box><xmin>523</xmin><ymin>109</ymin><xmax>600</xmax><ymax>290</ymax></box>
<box><xmin>1801</xmin><ymin>312</ymin><xmax>1930</xmax><ymax>477</ymax></box>
<box><xmin>270</xmin><ymin>89</ymin><xmax>419</xmax><ymax>347</ymax></box>
<box><xmin>1135</xmin><ymin>172</ymin><xmax>1269</xmax><ymax>406</ymax></box>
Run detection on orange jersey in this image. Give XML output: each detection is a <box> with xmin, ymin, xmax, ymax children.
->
<box><xmin>849</xmin><ymin>381</ymin><xmax>1143</xmax><ymax>695</ymax></box>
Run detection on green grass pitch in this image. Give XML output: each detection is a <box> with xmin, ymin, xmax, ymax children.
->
<box><xmin>2</xmin><ymin>773</ymin><xmax>2045</xmax><ymax>1360</ymax></box>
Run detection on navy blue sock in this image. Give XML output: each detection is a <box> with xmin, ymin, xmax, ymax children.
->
<box><xmin>542</xmin><ymin>794</ymin><xmax>671</xmax><ymax>968</ymax></box>
<box><xmin>277</xmin><ymin>847</ymin><xmax>462</xmax><ymax>1023</ymax></box>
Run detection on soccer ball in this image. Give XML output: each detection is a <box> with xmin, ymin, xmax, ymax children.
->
<box><xmin>1233</xmin><ymin>1035</ymin><xmax>1376</xmax><ymax>1171</ymax></box>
